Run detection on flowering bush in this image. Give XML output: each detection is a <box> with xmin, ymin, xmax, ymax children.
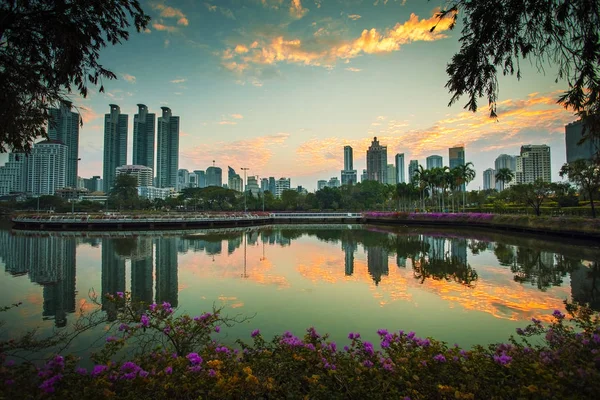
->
<box><xmin>1</xmin><ymin>297</ymin><xmax>599</xmax><ymax>399</ymax></box>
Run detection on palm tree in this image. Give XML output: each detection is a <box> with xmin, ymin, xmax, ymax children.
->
<box><xmin>495</xmin><ymin>168</ymin><xmax>514</xmax><ymax>191</ymax></box>
<box><xmin>414</xmin><ymin>165</ymin><xmax>429</xmax><ymax>211</ymax></box>
<box><xmin>454</xmin><ymin>162</ymin><xmax>476</xmax><ymax>212</ymax></box>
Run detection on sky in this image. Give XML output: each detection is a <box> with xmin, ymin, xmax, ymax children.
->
<box><xmin>3</xmin><ymin>0</ymin><xmax>580</xmax><ymax>191</ymax></box>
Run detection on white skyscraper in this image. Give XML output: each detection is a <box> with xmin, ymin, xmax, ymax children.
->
<box><xmin>494</xmin><ymin>154</ymin><xmax>517</xmax><ymax>190</ymax></box>
<box><xmin>275</xmin><ymin>177</ymin><xmax>291</xmax><ymax>198</ymax></box>
<box><xmin>27</xmin><ymin>140</ymin><xmax>67</xmax><ymax>196</ymax></box>
<box><xmin>515</xmin><ymin>145</ymin><xmax>551</xmax><ymax>184</ymax></box>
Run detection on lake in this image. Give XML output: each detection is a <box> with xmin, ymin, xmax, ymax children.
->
<box><xmin>1</xmin><ymin>222</ymin><xmax>599</xmax><ymax>361</ymax></box>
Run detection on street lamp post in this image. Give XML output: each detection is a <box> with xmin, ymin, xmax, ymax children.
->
<box><xmin>241</xmin><ymin>167</ymin><xmax>249</xmax><ymax>212</ymax></box>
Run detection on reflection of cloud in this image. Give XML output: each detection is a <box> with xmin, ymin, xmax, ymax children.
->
<box><xmin>221</xmin><ymin>10</ymin><xmax>454</xmax><ymax>73</ymax></box>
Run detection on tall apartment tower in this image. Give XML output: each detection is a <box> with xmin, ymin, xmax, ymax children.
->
<box><xmin>515</xmin><ymin>145</ymin><xmax>551</xmax><ymax>184</ymax></box>
<box><xmin>494</xmin><ymin>154</ymin><xmax>517</xmax><ymax>191</ymax></box>
<box><xmin>341</xmin><ymin>145</ymin><xmax>357</xmax><ymax>185</ymax></box>
<box><xmin>103</xmin><ymin>104</ymin><xmax>128</xmax><ymax>193</ymax></box>
<box><xmin>565</xmin><ymin>120</ymin><xmax>600</xmax><ymax>163</ymax></box>
<box><xmin>366</xmin><ymin>137</ymin><xmax>387</xmax><ymax>184</ymax></box>
<box><xmin>0</xmin><ymin>153</ymin><xmax>28</xmax><ymax>195</ymax></box>
<box><xmin>27</xmin><ymin>140</ymin><xmax>67</xmax><ymax>196</ymax></box>
<box><xmin>48</xmin><ymin>102</ymin><xmax>79</xmax><ymax>188</ymax></box>
<box><xmin>408</xmin><ymin>160</ymin><xmax>419</xmax><ymax>184</ymax></box>
<box><xmin>156</xmin><ymin>107</ymin><xmax>180</xmax><ymax>188</ymax></box>
<box><xmin>426</xmin><ymin>155</ymin><xmax>443</xmax><ymax>169</ymax></box>
<box><xmin>386</xmin><ymin>164</ymin><xmax>396</xmax><ymax>185</ymax></box>
<box><xmin>483</xmin><ymin>168</ymin><xmax>496</xmax><ymax>190</ymax></box>
<box><xmin>133</xmin><ymin>104</ymin><xmax>156</xmax><ymax>173</ymax></box>
<box><xmin>395</xmin><ymin>153</ymin><xmax>405</xmax><ymax>184</ymax></box>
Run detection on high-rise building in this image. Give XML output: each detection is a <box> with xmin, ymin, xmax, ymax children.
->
<box><xmin>565</xmin><ymin>120</ymin><xmax>600</xmax><ymax>163</ymax></box>
<box><xmin>408</xmin><ymin>160</ymin><xmax>419</xmax><ymax>184</ymax></box>
<box><xmin>494</xmin><ymin>154</ymin><xmax>517</xmax><ymax>191</ymax></box>
<box><xmin>81</xmin><ymin>176</ymin><xmax>102</xmax><ymax>193</ymax></box>
<box><xmin>426</xmin><ymin>155</ymin><xmax>443</xmax><ymax>169</ymax></box>
<box><xmin>131</xmin><ymin>238</ymin><xmax>154</xmax><ymax>305</ymax></box>
<box><xmin>317</xmin><ymin>180</ymin><xmax>327</xmax><ymax>190</ymax></box>
<box><xmin>449</xmin><ymin>146</ymin><xmax>465</xmax><ymax>169</ymax></box>
<box><xmin>386</xmin><ymin>164</ymin><xmax>396</xmax><ymax>185</ymax></box>
<box><xmin>275</xmin><ymin>177</ymin><xmax>291</xmax><ymax>198</ymax></box>
<box><xmin>27</xmin><ymin>140</ymin><xmax>67</xmax><ymax>196</ymax></box>
<box><xmin>268</xmin><ymin>177</ymin><xmax>276</xmax><ymax>194</ymax></box>
<box><xmin>101</xmin><ymin>238</ymin><xmax>126</xmax><ymax>320</ymax></box>
<box><xmin>366</xmin><ymin>137</ymin><xmax>387</xmax><ymax>183</ymax></box>
<box><xmin>48</xmin><ymin>101</ymin><xmax>79</xmax><ymax>188</ymax></box>
<box><xmin>0</xmin><ymin>153</ymin><xmax>28</xmax><ymax>195</ymax></box>
<box><xmin>328</xmin><ymin>177</ymin><xmax>341</xmax><ymax>188</ymax></box>
<box><xmin>177</xmin><ymin>169</ymin><xmax>190</xmax><ymax>191</ymax></box>
<box><xmin>155</xmin><ymin>238</ymin><xmax>178</xmax><ymax>307</ymax></box>
<box><xmin>395</xmin><ymin>153</ymin><xmax>405</xmax><ymax>184</ymax></box>
<box><xmin>206</xmin><ymin>166</ymin><xmax>222</xmax><ymax>187</ymax></box>
<box><xmin>515</xmin><ymin>145</ymin><xmax>551</xmax><ymax>184</ymax></box>
<box><xmin>360</xmin><ymin>169</ymin><xmax>368</xmax><ymax>182</ymax></box>
<box><xmin>133</xmin><ymin>104</ymin><xmax>156</xmax><ymax>173</ymax></box>
<box><xmin>228</xmin><ymin>167</ymin><xmax>243</xmax><ymax>192</ymax></box>
<box><xmin>103</xmin><ymin>104</ymin><xmax>128</xmax><ymax>193</ymax></box>
<box><xmin>156</xmin><ymin>107</ymin><xmax>179</xmax><ymax>188</ymax></box>
<box><xmin>261</xmin><ymin>178</ymin><xmax>269</xmax><ymax>192</ymax></box>
<box><xmin>341</xmin><ymin>145</ymin><xmax>357</xmax><ymax>185</ymax></box>
<box><xmin>343</xmin><ymin>241</ymin><xmax>357</xmax><ymax>276</ymax></box>
<box><xmin>246</xmin><ymin>176</ymin><xmax>260</xmax><ymax>197</ymax></box>
<box><xmin>116</xmin><ymin>165</ymin><xmax>153</xmax><ymax>187</ymax></box>
<box><xmin>483</xmin><ymin>168</ymin><xmax>496</xmax><ymax>190</ymax></box>
<box><xmin>193</xmin><ymin>170</ymin><xmax>206</xmax><ymax>188</ymax></box>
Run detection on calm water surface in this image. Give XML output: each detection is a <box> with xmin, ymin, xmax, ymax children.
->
<box><xmin>1</xmin><ymin>222</ymin><xmax>599</xmax><ymax>360</ymax></box>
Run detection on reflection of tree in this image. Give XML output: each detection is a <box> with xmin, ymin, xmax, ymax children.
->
<box><xmin>571</xmin><ymin>262</ymin><xmax>600</xmax><ymax>311</ymax></box>
<box><xmin>468</xmin><ymin>239</ymin><xmax>491</xmax><ymax>255</ymax></box>
<box><xmin>412</xmin><ymin>250</ymin><xmax>478</xmax><ymax>287</ymax></box>
<box><xmin>112</xmin><ymin>238</ymin><xmax>138</xmax><ymax>258</ymax></box>
<box><xmin>494</xmin><ymin>243</ymin><xmax>516</xmax><ymax>267</ymax></box>
<box><xmin>511</xmin><ymin>249</ymin><xmax>579</xmax><ymax>291</ymax></box>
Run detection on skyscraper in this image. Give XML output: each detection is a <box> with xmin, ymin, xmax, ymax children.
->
<box><xmin>261</xmin><ymin>178</ymin><xmax>269</xmax><ymax>192</ymax></box>
<box><xmin>133</xmin><ymin>104</ymin><xmax>156</xmax><ymax>172</ymax></box>
<box><xmin>449</xmin><ymin>146</ymin><xmax>465</xmax><ymax>169</ymax></box>
<box><xmin>177</xmin><ymin>169</ymin><xmax>190</xmax><ymax>190</ymax></box>
<box><xmin>193</xmin><ymin>170</ymin><xmax>206</xmax><ymax>188</ymax></box>
<box><xmin>206</xmin><ymin>166</ymin><xmax>222</xmax><ymax>187</ymax></box>
<box><xmin>426</xmin><ymin>155</ymin><xmax>443</xmax><ymax>169</ymax></box>
<box><xmin>366</xmin><ymin>137</ymin><xmax>387</xmax><ymax>183</ymax></box>
<box><xmin>268</xmin><ymin>177</ymin><xmax>276</xmax><ymax>194</ymax></box>
<box><xmin>386</xmin><ymin>164</ymin><xmax>396</xmax><ymax>185</ymax></box>
<box><xmin>515</xmin><ymin>145</ymin><xmax>551</xmax><ymax>184</ymax></box>
<box><xmin>103</xmin><ymin>104</ymin><xmax>128</xmax><ymax>193</ymax></box>
<box><xmin>116</xmin><ymin>165</ymin><xmax>153</xmax><ymax>187</ymax></box>
<box><xmin>408</xmin><ymin>160</ymin><xmax>419</xmax><ymax>184</ymax></box>
<box><xmin>360</xmin><ymin>169</ymin><xmax>368</xmax><ymax>182</ymax></box>
<box><xmin>275</xmin><ymin>177</ymin><xmax>291</xmax><ymax>198</ymax></box>
<box><xmin>0</xmin><ymin>153</ymin><xmax>28</xmax><ymax>195</ymax></box>
<box><xmin>494</xmin><ymin>154</ymin><xmax>517</xmax><ymax>191</ymax></box>
<box><xmin>48</xmin><ymin>101</ymin><xmax>79</xmax><ymax>188</ymax></box>
<box><xmin>341</xmin><ymin>145</ymin><xmax>357</xmax><ymax>185</ymax></box>
<box><xmin>395</xmin><ymin>153</ymin><xmax>405</xmax><ymax>184</ymax></box>
<box><xmin>156</xmin><ymin>238</ymin><xmax>178</xmax><ymax>307</ymax></box>
<box><xmin>27</xmin><ymin>140</ymin><xmax>67</xmax><ymax>196</ymax></box>
<box><xmin>156</xmin><ymin>107</ymin><xmax>180</xmax><ymax>188</ymax></box>
<box><xmin>565</xmin><ymin>120</ymin><xmax>600</xmax><ymax>163</ymax></box>
<box><xmin>483</xmin><ymin>168</ymin><xmax>496</xmax><ymax>190</ymax></box>
<box><xmin>317</xmin><ymin>180</ymin><xmax>327</xmax><ymax>190</ymax></box>
<box><xmin>228</xmin><ymin>166</ymin><xmax>243</xmax><ymax>192</ymax></box>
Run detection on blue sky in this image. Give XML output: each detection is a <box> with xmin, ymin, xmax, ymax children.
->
<box><xmin>4</xmin><ymin>0</ymin><xmax>578</xmax><ymax>190</ymax></box>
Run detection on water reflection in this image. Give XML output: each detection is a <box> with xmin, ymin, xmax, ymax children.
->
<box><xmin>1</xmin><ymin>225</ymin><xmax>600</xmax><ymax>331</ymax></box>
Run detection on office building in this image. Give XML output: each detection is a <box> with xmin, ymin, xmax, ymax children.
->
<box><xmin>386</xmin><ymin>164</ymin><xmax>396</xmax><ymax>185</ymax></box>
<box><xmin>515</xmin><ymin>145</ymin><xmax>551</xmax><ymax>184</ymax></box>
<box><xmin>426</xmin><ymin>155</ymin><xmax>443</xmax><ymax>169</ymax></box>
<box><xmin>261</xmin><ymin>178</ymin><xmax>269</xmax><ymax>192</ymax></box>
<box><xmin>228</xmin><ymin>167</ymin><xmax>243</xmax><ymax>192</ymax></box>
<box><xmin>246</xmin><ymin>176</ymin><xmax>260</xmax><ymax>196</ymax></box>
<box><xmin>156</xmin><ymin>238</ymin><xmax>178</xmax><ymax>307</ymax></box>
<box><xmin>483</xmin><ymin>168</ymin><xmax>496</xmax><ymax>190</ymax></box>
<box><xmin>138</xmin><ymin>186</ymin><xmax>173</xmax><ymax>200</ymax></box>
<box><xmin>494</xmin><ymin>154</ymin><xmax>517</xmax><ymax>190</ymax></box>
<box><xmin>82</xmin><ymin>176</ymin><xmax>102</xmax><ymax>193</ymax></box>
<box><xmin>366</xmin><ymin>137</ymin><xmax>387</xmax><ymax>183</ymax></box>
<box><xmin>328</xmin><ymin>177</ymin><xmax>341</xmax><ymax>188</ymax></box>
<box><xmin>275</xmin><ymin>177</ymin><xmax>291</xmax><ymax>198</ymax></box>
<box><xmin>341</xmin><ymin>145</ymin><xmax>357</xmax><ymax>185</ymax></box>
<box><xmin>101</xmin><ymin>238</ymin><xmax>126</xmax><ymax>320</ymax></box>
<box><xmin>103</xmin><ymin>104</ymin><xmax>128</xmax><ymax>193</ymax></box>
<box><xmin>193</xmin><ymin>170</ymin><xmax>206</xmax><ymax>188</ymax></box>
<box><xmin>317</xmin><ymin>180</ymin><xmax>327</xmax><ymax>190</ymax></box>
<box><xmin>156</xmin><ymin>107</ymin><xmax>179</xmax><ymax>188</ymax></box>
<box><xmin>48</xmin><ymin>101</ymin><xmax>79</xmax><ymax>188</ymax></box>
<box><xmin>565</xmin><ymin>119</ymin><xmax>600</xmax><ymax>163</ymax></box>
<box><xmin>131</xmin><ymin>238</ymin><xmax>154</xmax><ymax>305</ymax></box>
<box><xmin>177</xmin><ymin>169</ymin><xmax>190</xmax><ymax>191</ymax></box>
<box><xmin>133</xmin><ymin>104</ymin><xmax>156</xmax><ymax>173</ymax></box>
<box><xmin>395</xmin><ymin>153</ymin><xmax>405</xmax><ymax>184</ymax></box>
<box><xmin>449</xmin><ymin>146</ymin><xmax>465</xmax><ymax>169</ymax></box>
<box><xmin>27</xmin><ymin>140</ymin><xmax>67</xmax><ymax>196</ymax></box>
<box><xmin>116</xmin><ymin>165</ymin><xmax>153</xmax><ymax>187</ymax></box>
<box><xmin>360</xmin><ymin>169</ymin><xmax>368</xmax><ymax>182</ymax></box>
<box><xmin>268</xmin><ymin>177</ymin><xmax>276</xmax><ymax>194</ymax></box>
<box><xmin>206</xmin><ymin>166</ymin><xmax>222</xmax><ymax>187</ymax></box>
<box><xmin>408</xmin><ymin>160</ymin><xmax>419</xmax><ymax>184</ymax></box>
<box><xmin>0</xmin><ymin>153</ymin><xmax>28</xmax><ymax>195</ymax></box>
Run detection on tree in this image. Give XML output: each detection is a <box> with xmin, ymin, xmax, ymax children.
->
<box><xmin>495</xmin><ymin>168</ymin><xmax>514</xmax><ymax>191</ymax></box>
<box><xmin>507</xmin><ymin>180</ymin><xmax>554</xmax><ymax>216</ymax></box>
<box><xmin>453</xmin><ymin>162</ymin><xmax>476</xmax><ymax>211</ymax></box>
<box><xmin>0</xmin><ymin>1</ymin><xmax>150</xmax><ymax>153</ymax></box>
<box><xmin>434</xmin><ymin>1</ymin><xmax>600</xmax><ymax>142</ymax></box>
<box><xmin>560</xmin><ymin>159</ymin><xmax>600</xmax><ymax>218</ymax></box>
<box><xmin>110</xmin><ymin>174</ymin><xmax>139</xmax><ymax>210</ymax></box>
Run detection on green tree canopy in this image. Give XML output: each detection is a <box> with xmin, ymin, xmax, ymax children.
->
<box><xmin>0</xmin><ymin>0</ymin><xmax>150</xmax><ymax>153</ymax></box>
<box><xmin>560</xmin><ymin>159</ymin><xmax>600</xmax><ymax>218</ymax></box>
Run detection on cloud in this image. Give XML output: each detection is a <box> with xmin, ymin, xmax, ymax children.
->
<box><xmin>79</xmin><ymin>107</ymin><xmax>100</xmax><ymax>124</ymax></box>
<box><xmin>220</xmin><ymin>7</ymin><xmax>236</xmax><ymax>20</ymax></box>
<box><xmin>345</xmin><ymin>67</ymin><xmax>361</xmax><ymax>72</ymax></box>
<box><xmin>153</xmin><ymin>4</ymin><xmax>186</xmax><ymax>19</ymax></box>
<box><xmin>153</xmin><ymin>22</ymin><xmax>178</xmax><ymax>32</ymax></box>
<box><xmin>164</xmin><ymin>39</ymin><xmax>170</xmax><ymax>48</ymax></box>
<box><xmin>151</xmin><ymin>3</ymin><xmax>189</xmax><ymax>29</ymax></box>
<box><xmin>347</xmin><ymin>14</ymin><xmax>361</xmax><ymax>20</ymax></box>
<box><xmin>290</xmin><ymin>0</ymin><xmax>309</xmax><ymax>19</ymax></box>
<box><xmin>230</xmin><ymin>114</ymin><xmax>244</xmax><ymax>119</ymax></box>
<box><xmin>204</xmin><ymin>3</ymin><xmax>217</xmax><ymax>12</ymax></box>
<box><xmin>234</xmin><ymin>44</ymin><xmax>249</xmax><ymax>54</ymax></box>
<box><xmin>221</xmin><ymin>11</ymin><xmax>455</xmax><ymax>72</ymax></box>
<box><xmin>121</xmin><ymin>73</ymin><xmax>136</xmax><ymax>83</ymax></box>
<box><xmin>170</xmin><ymin>78</ymin><xmax>187</xmax><ymax>84</ymax></box>
<box><xmin>218</xmin><ymin>121</ymin><xmax>237</xmax><ymax>125</ymax></box>
<box><xmin>177</xmin><ymin>17</ymin><xmax>189</xmax><ymax>26</ymax></box>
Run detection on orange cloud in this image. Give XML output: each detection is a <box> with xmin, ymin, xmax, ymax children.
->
<box><xmin>348</xmin><ymin>14</ymin><xmax>361</xmax><ymax>20</ymax></box>
<box><xmin>121</xmin><ymin>73</ymin><xmax>136</xmax><ymax>83</ymax></box>
<box><xmin>153</xmin><ymin>4</ymin><xmax>186</xmax><ymax>19</ymax></box>
<box><xmin>178</xmin><ymin>17</ymin><xmax>189</xmax><ymax>26</ymax></box>
<box><xmin>152</xmin><ymin>22</ymin><xmax>178</xmax><ymax>32</ymax></box>
<box><xmin>230</xmin><ymin>114</ymin><xmax>244</xmax><ymax>119</ymax></box>
<box><xmin>290</xmin><ymin>0</ymin><xmax>308</xmax><ymax>19</ymax></box>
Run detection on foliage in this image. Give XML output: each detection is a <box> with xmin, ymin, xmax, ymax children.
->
<box><xmin>2</xmin><ymin>296</ymin><xmax>600</xmax><ymax>399</ymax></box>
<box><xmin>434</xmin><ymin>0</ymin><xmax>600</xmax><ymax>143</ymax></box>
<box><xmin>494</xmin><ymin>168</ymin><xmax>514</xmax><ymax>189</ymax></box>
<box><xmin>506</xmin><ymin>180</ymin><xmax>554</xmax><ymax>216</ymax></box>
<box><xmin>109</xmin><ymin>175</ymin><xmax>140</xmax><ymax>210</ymax></box>
<box><xmin>560</xmin><ymin>160</ymin><xmax>600</xmax><ymax>218</ymax></box>
<box><xmin>0</xmin><ymin>0</ymin><xmax>150</xmax><ymax>153</ymax></box>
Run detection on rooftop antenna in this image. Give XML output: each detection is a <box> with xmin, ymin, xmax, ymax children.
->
<box><xmin>212</xmin><ymin>160</ymin><xmax>215</xmax><ymax>167</ymax></box>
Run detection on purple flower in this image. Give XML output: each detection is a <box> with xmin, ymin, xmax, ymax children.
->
<box><xmin>251</xmin><ymin>329</ymin><xmax>260</xmax><ymax>338</ymax></box>
<box><xmin>493</xmin><ymin>354</ymin><xmax>513</xmax><ymax>365</ymax></box>
<box><xmin>208</xmin><ymin>369</ymin><xmax>217</xmax><ymax>377</ymax></box>
<box><xmin>307</xmin><ymin>327</ymin><xmax>320</xmax><ymax>339</ymax></box>
<box><xmin>149</xmin><ymin>303</ymin><xmax>157</xmax><ymax>312</ymax></box>
<box><xmin>552</xmin><ymin>309</ymin><xmax>565</xmax><ymax>319</ymax></box>
<box><xmin>39</xmin><ymin>374</ymin><xmax>62</xmax><ymax>393</ymax></box>
<box><xmin>407</xmin><ymin>331</ymin><xmax>416</xmax><ymax>339</ymax></box>
<box><xmin>121</xmin><ymin>362</ymin><xmax>140</xmax><ymax>372</ymax></box>
<box><xmin>343</xmin><ymin>346</ymin><xmax>350</xmax><ymax>352</ymax></box>
<box><xmin>92</xmin><ymin>365</ymin><xmax>108</xmax><ymax>377</ymax></box>
<box><xmin>139</xmin><ymin>370</ymin><xmax>149</xmax><ymax>378</ymax></box>
<box><xmin>214</xmin><ymin>326</ymin><xmax>221</xmax><ymax>333</ymax></box>
<box><xmin>348</xmin><ymin>332</ymin><xmax>360</xmax><ymax>340</ymax></box>
<box><xmin>377</xmin><ymin>329</ymin><xmax>389</xmax><ymax>336</ymax></box>
<box><xmin>593</xmin><ymin>334</ymin><xmax>600</xmax><ymax>344</ymax></box>
<box><xmin>162</xmin><ymin>301</ymin><xmax>171</xmax><ymax>309</ymax></box>
<box><xmin>5</xmin><ymin>379</ymin><xmax>14</xmax><ymax>385</ymax></box>
<box><xmin>516</xmin><ymin>328</ymin><xmax>524</xmax><ymax>335</ymax></box>
<box><xmin>140</xmin><ymin>314</ymin><xmax>150</xmax><ymax>328</ymax></box>
<box><xmin>305</xmin><ymin>343</ymin><xmax>316</xmax><ymax>351</ymax></box>
<box><xmin>329</xmin><ymin>342</ymin><xmax>337</xmax><ymax>352</ymax></box>
<box><xmin>164</xmin><ymin>366</ymin><xmax>173</xmax><ymax>375</ymax></box>
<box><xmin>76</xmin><ymin>368</ymin><xmax>87</xmax><ymax>376</ymax></box>
<box><xmin>363</xmin><ymin>360</ymin><xmax>374</xmax><ymax>368</ymax></box>
<box><xmin>106</xmin><ymin>336</ymin><xmax>117</xmax><ymax>343</ymax></box>
<box><xmin>163</xmin><ymin>327</ymin><xmax>171</xmax><ymax>335</ymax></box>
<box><xmin>363</xmin><ymin>341</ymin><xmax>374</xmax><ymax>356</ymax></box>
<box><xmin>116</xmin><ymin>292</ymin><xmax>124</xmax><ymax>298</ymax></box>
<box><xmin>187</xmin><ymin>353</ymin><xmax>203</xmax><ymax>365</ymax></box>
<box><xmin>433</xmin><ymin>354</ymin><xmax>447</xmax><ymax>363</ymax></box>
<box><xmin>118</xmin><ymin>323</ymin><xmax>129</xmax><ymax>332</ymax></box>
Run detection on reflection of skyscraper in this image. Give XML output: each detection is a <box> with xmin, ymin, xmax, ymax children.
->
<box><xmin>396</xmin><ymin>255</ymin><xmax>407</xmax><ymax>268</ymax></box>
<box><xmin>101</xmin><ymin>239</ymin><xmax>126</xmax><ymax>320</ymax></box>
<box><xmin>228</xmin><ymin>235</ymin><xmax>242</xmax><ymax>254</ymax></box>
<box><xmin>367</xmin><ymin>246</ymin><xmax>389</xmax><ymax>286</ymax></box>
<box><xmin>426</xmin><ymin>236</ymin><xmax>447</xmax><ymax>262</ymax></box>
<box><xmin>205</xmin><ymin>241</ymin><xmax>223</xmax><ymax>256</ymax></box>
<box><xmin>343</xmin><ymin>240</ymin><xmax>357</xmax><ymax>276</ymax></box>
<box><xmin>131</xmin><ymin>238</ymin><xmax>153</xmax><ymax>305</ymax></box>
<box><xmin>450</xmin><ymin>238</ymin><xmax>468</xmax><ymax>266</ymax></box>
<box><xmin>155</xmin><ymin>238</ymin><xmax>178</xmax><ymax>307</ymax></box>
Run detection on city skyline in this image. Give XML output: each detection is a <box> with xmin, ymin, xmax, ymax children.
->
<box><xmin>0</xmin><ymin>1</ymin><xmax>579</xmax><ymax>190</ymax></box>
